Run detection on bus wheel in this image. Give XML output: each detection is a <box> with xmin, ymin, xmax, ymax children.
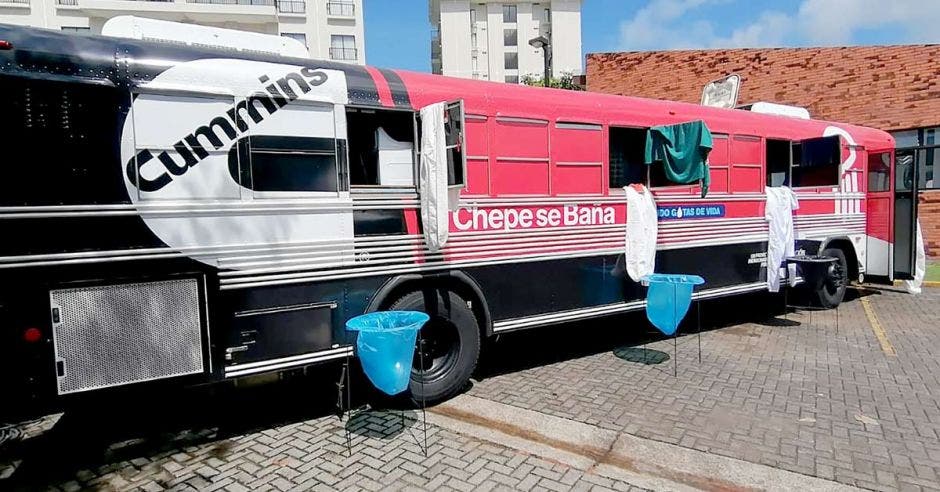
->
<box><xmin>388</xmin><ymin>289</ymin><xmax>480</xmax><ymax>403</ymax></box>
<box><xmin>816</xmin><ymin>247</ymin><xmax>848</xmax><ymax>308</ymax></box>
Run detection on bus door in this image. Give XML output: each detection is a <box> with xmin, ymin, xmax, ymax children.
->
<box><xmin>893</xmin><ymin>148</ymin><xmax>921</xmax><ymax>280</ymax></box>
<box><xmin>865</xmin><ymin>150</ymin><xmax>893</xmax><ymax>277</ymax></box>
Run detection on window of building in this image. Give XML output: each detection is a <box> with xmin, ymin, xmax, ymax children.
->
<box><xmin>330</xmin><ymin>35</ymin><xmax>357</xmax><ymax>61</ymax></box>
<box><xmin>868</xmin><ymin>152</ymin><xmax>891</xmax><ymax>192</ymax></box>
<box><xmin>503</xmin><ymin>4</ymin><xmax>517</xmax><ymax>22</ymax></box>
<box><xmin>281</xmin><ymin>32</ymin><xmax>307</xmax><ymax>48</ymax></box>
<box><xmin>504</xmin><ymin>75</ymin><xmax>519</xmax><ymax>84</ymax></box>
<box><xmin>892</xmin><ymin>129</ymin><xmax>920</xmax><ymax>148</ymax></box>
<box><xmin>61</xmin><ymin>26</ymin><xmax>90</xmax><ymax>32</ymax></box>
<box><xmin>503</xmin><ymin>28</ymin><xmax>517</xmax><ymax>46</ymax></box>
<box><xmin>504</xmin><ymin>52</ymin><xmax>518</xmax><ymax>70</ymax></box>
<box><xmin>279</xmin><ymin>0</ymin><xmax>306</xmax><ymax>14</ymax></box>
<box><xmin>326</xmin><ymin>0</ymin><xmax>354</xmax><ymax>16</ymax></box>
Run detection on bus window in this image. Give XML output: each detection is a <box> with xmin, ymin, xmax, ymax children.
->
<box><xmin>766</xmin><ymin>138</ymin><xmax>791</xmax><ymax>186</ymax></box>
<box><xmin>229</xmin><ymin>135</ymin><xmax>339</xmax><ymax>193</ymax></box>
<box><xmin>730</xmin><ymin>135</ymin><xmax>763</xmax><ymax>193</ymax></box>
<box><xmin>608</xmin><ymin>126</ymin><xmax>648</xmax><ymax>189</ymax></box>
<box><xmin>792</xmin><ymin>135</ymin><xmax>841</xmax><ymax>187</ymax></box>
<box><xmin>347</xmin><ymin>107</ymin><xmax>417</xmax><ymax>188</ymax></box>
<box><xmin>868</xmin><ymin>152</ymin><xmax>891</xmax><ymax>192</ymax></box>
<box><xmin>492</xmin><ymin>116</ymin><xmax>550</xmax><ymax>195</ymax></box>
<box><xmin>553</xmin><ymin>121</ymin><xmax>603</xmax><ymax>195</ymax></box>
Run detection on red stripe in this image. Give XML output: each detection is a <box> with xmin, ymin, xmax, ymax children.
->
<box><xmin>365</xmin><ymin>66</ymin><xmax>395</xmax><ymax>107</ymax></box>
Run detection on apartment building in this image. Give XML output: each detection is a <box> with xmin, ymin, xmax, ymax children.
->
<box><xmin>430</xmin><ymin>0</ymin><xmax>582</xmax><ymax>83</ymax></box>
<box><xmin>0</xmin><ymin>0</ymin><xmax>365</xmax><ymax>63</ymax></box>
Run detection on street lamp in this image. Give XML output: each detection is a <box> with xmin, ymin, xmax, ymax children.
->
<box><xmin>528</xmin><ymin>35</ymin><xmax>552</xmax><ymax>87</ymax></box>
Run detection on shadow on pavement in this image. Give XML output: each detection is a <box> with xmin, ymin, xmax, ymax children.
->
<box><xmin>0</xmin><ymin>365</ymin><xmax>363</xmax><ymax>491</ymax></box>
<box><xmin>0</xmin><ymin>287</ymin><xmax>875</xmax><ymax>490</ymax></box>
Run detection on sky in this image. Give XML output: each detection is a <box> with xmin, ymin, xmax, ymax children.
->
<box><xmin>364</xmin><ymin>0</ymin><xmax>940</xmax><ymax>72</ymax></box>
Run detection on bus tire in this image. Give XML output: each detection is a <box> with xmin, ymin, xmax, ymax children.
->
<box><xmin>388</xmin><ymin>289</ymin><xmax>480</xmax><ymax>403</ymax></box>
<box><xmin>816</xmin><ymin>247</ymin><xmax>848</xmax><ymax>308</ymax></box>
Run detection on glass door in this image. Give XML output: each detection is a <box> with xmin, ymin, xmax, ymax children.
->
<box><xmin>893</xmin><ymin>149</ymin><xmax>921</xmax><ymax>279</ymax></box>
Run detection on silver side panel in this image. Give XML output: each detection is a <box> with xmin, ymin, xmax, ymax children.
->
<box><xmin>50</xmin><ymin>278</ymin><xmax>204</xmax><ymax>395</ymax></box>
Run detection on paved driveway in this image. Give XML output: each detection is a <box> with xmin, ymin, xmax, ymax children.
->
<box><xmin>0</xmin><ymin>286</ymin><xmax>937</xmax><ymax>491</ymax></box>
<box><xmin>471</xmin><ymin>287</ymin><xmax>940</xmax><ymax>491</ymax></box>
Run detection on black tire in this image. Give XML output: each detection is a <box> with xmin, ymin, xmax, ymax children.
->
<box><xmin>388</xmin><ymin>289</ymin><xmax>481</xmax><ymax>403</ymax></box>
<box><xmin>816</xmin><ymin>247</ymin><xmax>848</xmax><ymax>308</ymax></box>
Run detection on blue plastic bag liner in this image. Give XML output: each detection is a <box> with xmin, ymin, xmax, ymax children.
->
<box><xmin>345</xmin><ymin>311</ymin><xmax>430</xmax><ymax>396</ymax></box>
<box><xmin>642</xmin><ymin>274</ymin><xmax>705</xmax><ymax>336</ymax></box>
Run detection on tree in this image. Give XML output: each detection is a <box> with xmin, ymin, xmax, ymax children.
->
<box><xmin>520</xmin><ymin>72</ymin><xmax>584</xmax><ymax>91</ymax></box>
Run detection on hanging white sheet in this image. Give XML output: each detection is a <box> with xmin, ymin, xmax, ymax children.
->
<box><xmin>624</xmin><ymin>185</ymin><xmax>658</xmax><ymax>282</ymax></box>
<box><xmin>419</xmin><ymin>102</ymin><xmax>450</xmax><ymax>252</ymax></box>
<box><xmin>765</xmin><ymin>186</ymin><xmax>799</xmax><ymax>292</ymax></box>
<box><xmin>904</xmin><ymin>220</ymin><xmax>926</xmax><ymax>295</ymax></box>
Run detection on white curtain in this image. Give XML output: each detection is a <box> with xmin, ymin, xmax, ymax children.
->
<box><xmin>419</xmin><ymin>102</ymin><xmax>449</xmax><ymax>252</ymax></box>
<box><xmin>624</xmin><ymin>185</ymin><xmax>657</xmax><ymax>282</ymax></box>
<box><xmin>765</xmin><ymin>186</ymin><xmax>799</xmax><ymax>292</ymax></box>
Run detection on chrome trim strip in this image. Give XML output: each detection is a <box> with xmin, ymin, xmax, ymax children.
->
<box><xmin>492</xmin><ymin>281</ymin><xmax>768</xmax><ymax>333</ymax></box>
<box><xmin>224</xmin><ymin>346</ymin><xmax>353</xmax><ymax>378</ymax></box>
<box><xmin>496</xmin><ymin>157</ymin><xmax>551</xmax><ymax>163</ymax></box>
<box><xmin>556</xmin><ymin>161</ymin><xmax>603</xmax><ymax>167</ymax></box>
<box><xmin>495</xmin><ymin>116</ymin><xmax>548</xmax><ymax>125</ymax></box>
<box><xmin>234</xmin><ymin>301</ymin><xmax>337</xmax><ymax>318</ymax></box>
<box><xmin>555</xmin><ymin>122</ymin><xmax>603</xmax><ymax>131</ymax></box>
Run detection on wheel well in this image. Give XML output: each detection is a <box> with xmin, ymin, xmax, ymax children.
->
<box><xmin>822</xmin><ymin>238</ymin><xmax>858</xmax><ymax>280</ymax></box>
<box><xmin>368</xmin><ymin>271</ymin><xmax>493</xmax><ymax>337</ymax></box>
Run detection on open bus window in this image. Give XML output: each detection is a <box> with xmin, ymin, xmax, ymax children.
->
<box><xmin>792</xmin><ymin>135</ymin><xmax>841</xmax><ymax>187</ymax></box>
<box><xmin>444</xmin><ymin>101</ymin><xmax>466</xmax><ymax>188</ymax></box>
<box><xmin>228</xmin><ymin>135</ymin><xmax>339</xmax><ymax>193</ymax></box>
<box><xmin>608</xmin><ymin>126</ymin><xmax>648</xmax><ymax>189</ymax></box>
<box><xmin>347</xmin><ymin>107</ymin><xmax>417</xmax><ymax>187</ymax></box>
<box><xmin>766</xmin><ymin>138</ymin><xmax>791</xmax><ymax>186</ymax></box>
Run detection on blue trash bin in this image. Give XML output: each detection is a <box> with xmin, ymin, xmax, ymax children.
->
<box><xmin>642</xmin><ymin>274</ymin><xmax>705</xmax><ymax>336</ymax></box>
<box><xmin>345</xmin><ymin>311</ymin><xmax>430</xmax><ymax>396</ymax></box>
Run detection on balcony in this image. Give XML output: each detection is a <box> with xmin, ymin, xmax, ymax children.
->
<box><xmin>0</xmin><ymin>0</ymin><xmax>31</xmax><ymax>6</ymax></box>
<box><xmin>329</xmin><ymin>47</ymin><xmax>357</xmax><ymax>61</ymax></box>
<box><xmin>72</xmin><ymin>0</ymin><xmax>276</xmax><ymax>23</ymax></box>
<box><xmin>326</xmin><ymin>1</ymin><xmax>353</xmax><ymax>17</ymax></box>
<box><xmin>187</xmin><ymin>0</ymin><xmax>275</xmax><ymax>6</ymax></box>
<box><xmin>276</xmin><ymin>0</ymin><xmax>303</xmax><ymax>13</ymax></box>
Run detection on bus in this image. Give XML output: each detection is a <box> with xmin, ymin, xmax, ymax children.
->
<box><xmin>0</xmin><ymin>23</ymin><xmax>918</xmax><ymax>420</ymax></box>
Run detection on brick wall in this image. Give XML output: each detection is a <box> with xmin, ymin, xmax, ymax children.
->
<box><xmin>920</xmin><ymin>190</ymin><xmax>940</xmax><ymax>257</ymax></box>
<box><xmin>586</xmin><ymin>45</ymin><xmax>940</xmax><ymax>132</ymax></box>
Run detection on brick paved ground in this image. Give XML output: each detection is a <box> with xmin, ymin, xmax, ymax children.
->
<box><xmin>473</xmin><ymin>287</ymin><xmax>940</xmax><ymax>491</ymax></box>
<box><xmin>1</xmin><ymin>379</ymin><xmax>646</xmax><ymax>491</ymax></box>
<box><xmin>1</xmin><ymin>287</ymin><xmax>936</xmax><ymax>491</ymax></box>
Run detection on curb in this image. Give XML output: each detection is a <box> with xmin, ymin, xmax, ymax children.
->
<box><xmin>892</xmin><ymin>280</ymin><xmax>940</xmax><ymax>288</ymax></box>
<box><xmin>429</xmin><ymin>394</ymin><xmax>859</xmax><ymax>492</ymax></box>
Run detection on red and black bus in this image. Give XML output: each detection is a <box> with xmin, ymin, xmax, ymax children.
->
<box><xmin>0</xmin><ymin>24</ymin><xmax>916</xmax><ymax>419</ymax></box>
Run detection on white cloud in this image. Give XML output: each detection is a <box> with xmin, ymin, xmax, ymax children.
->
<box><xmin>617</xmin><ymin>0</ymin><xmax>940</xmax><ymax>51</ymax></box>
<box><xmin>797</xmin><ymin>0</ymin><xmax>940</xmax><ymax>45</ymax></box>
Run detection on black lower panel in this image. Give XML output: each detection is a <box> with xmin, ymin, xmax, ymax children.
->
<box><xmin>467</xmin><ymin>242</ymin><xmax>768</xmax><ymax>321</ymax></box>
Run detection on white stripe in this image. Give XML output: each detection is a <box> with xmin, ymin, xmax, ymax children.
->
<box><xmin>493</xmin><ymin>281</ymin><xmax>768</xmax><ymax>332</ymax></box>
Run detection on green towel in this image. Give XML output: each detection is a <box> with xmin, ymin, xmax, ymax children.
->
<box><xmin>644</xmin><ymin>121</ymin><xmax>714</xmax><ymax>197</ymax></box>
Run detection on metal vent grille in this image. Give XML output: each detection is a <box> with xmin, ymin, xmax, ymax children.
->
<box><xmin>50</xmin><ymin>278</ymin><xmax>204</xmax><ymax>395</ymax></box>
